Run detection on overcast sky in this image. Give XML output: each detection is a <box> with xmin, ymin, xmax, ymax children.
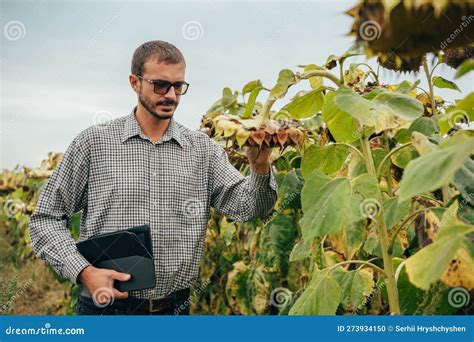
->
<box><xmin>1</xmin><ymin>0</ymin><xmax>472</xmax><ymax>169</ymax></box>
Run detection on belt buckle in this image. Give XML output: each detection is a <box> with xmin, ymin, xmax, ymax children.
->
<box><xmin>149</xmin><ymin>299</ymin><xmax>158</xmax><ymax>313</ymax></box>
<box><xmin>148</xmin><ymin>298</ymin><xmax>167</xmax><ymax>313</ymax></box>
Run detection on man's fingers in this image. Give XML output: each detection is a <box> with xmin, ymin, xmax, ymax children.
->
<box><xmin>91</xmin><ymin>287</ymin><xmax>116</xmax><ymax>305</ymax></box>
<box><xmin>109</xmin><ymin>270</ymin><xmax>131</xmax><ymax>282</ymax></box>
<box><xmin>91</xmin><ymin>287</ymin><xmax>128</xmax><ymax>305</ymax></box>
<box><xmin>112</xmin><ymin>288</ymin><xmax>129</xmax><ymax>300</ymax></box>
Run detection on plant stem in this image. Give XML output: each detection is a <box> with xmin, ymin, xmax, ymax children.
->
<box><xmin>260</xmin><ymin>97</ymin><xmax>278</xmax><ymax>122</ymax></box>
<box><xmin>376</xmin><ymin>142</ymin><xmax>413</xmax><ymax>178</ymax></box>
<box><xmin>388</xmin><ymin>208</ymin><xmax>426</xmax><ymax>254</ymax></box>
<box><xmin>382</xmin><ymin>132</ymin><xmax>393</xmax><ymax>196</ymax></box>
<box><xmin>328</xmin><ymin>260</ymin><xmax>386</xmax><ymax>276</ymax></box>
<box><xmin>416</xmin><ymin>194</ymin><xmax>444</xmax><ymax>206</ymax></box>
<box><xmin>339</xmin><ymin>62</ymin><xmax>345</xmax><ymax>86</ymax></box>
<box><xmin>332</xmin><ymin>142</ymin><xmax>364</xmax><ymax>160</ymax></box>
<box><xmin>360</xmin><ymin>134</ymin><xmax>376</xmax><ymax>174</ymax></box>
<box><xmin>416</xmin><ymin>86</ymin><xmax>431</xmax><ymax>99</ymax></box>
<box><xmin>358</xmin><ymin>63</ymin><xmax>380</xmax><ymax>85</ymax></box>
<box><xmin>319</xmin><ymin>236</ymin><xmax>326</xmax><ymax>269</ymax></box>
<box><xmin>360</xmin><ymin>134</ymin><xmax>401</xmax><ymax>315</ymax></box>
<box><xmin>356</xmin><ymin>258</ymin><xmax>380</xmax><ymax>271</ymax></box>
<box><xmin>422</xmin><ymin>56</ymin><xmax>438</xmax><ymax>117</ymax></box>
<box><xmin>299</xmin><ymin>70</ymin><xmax>343</xmax><ymax>88</ymax></box>
<box><xmin>442</xmin><ymin>185</ymin><xmax>449</xmax><ymax>205</ymax></box>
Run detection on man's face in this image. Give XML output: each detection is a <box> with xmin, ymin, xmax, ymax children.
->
<box><xmin>132</xmin><ymin>60</ymin><xmax>186</xmax><ymax>120</ymax></box>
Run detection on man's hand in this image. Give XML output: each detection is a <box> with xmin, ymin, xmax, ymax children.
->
<box><xmin>78</xmin><ymin>265</ymin><xmax>131</xmax><ymax>305</ymax></box>
<box><xmin>244</xmin><ymin>146</ymin><xmax>273</xmax><ymax>175</ymax></box>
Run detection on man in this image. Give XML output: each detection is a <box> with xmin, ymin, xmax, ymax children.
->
<box><xmin>29</xmin><ymin>40</ymin><xmax>278</xmax><ymax>315</ymax></box>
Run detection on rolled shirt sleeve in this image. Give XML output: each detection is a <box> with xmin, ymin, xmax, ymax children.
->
<box><xmin>209</xmin><ymin>140</ymin><xmax>278</xmax><ymax>222</ymax></box>
<box><xmin>29</xmin><ymin>132</ymin><xmax>91</xmax><ymax>284</ymax></box>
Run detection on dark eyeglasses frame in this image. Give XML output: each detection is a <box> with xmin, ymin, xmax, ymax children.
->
<box><xmin>136</xmin><ymin>75</ymin><xmax>190</xmax><ymax>95</ymax></box>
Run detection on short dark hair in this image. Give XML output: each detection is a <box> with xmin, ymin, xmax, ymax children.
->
<box><xmin>131</xmin><ymin>40</ymin><xmax>186</xmax><ymax>76</ymax></box>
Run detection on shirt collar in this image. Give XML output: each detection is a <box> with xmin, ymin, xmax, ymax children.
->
<box><xmin>121</xmin><ymin>107</ymin><xmax>187</xmax><ymax>148</ymax></box>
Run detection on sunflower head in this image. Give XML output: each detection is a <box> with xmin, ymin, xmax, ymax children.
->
<box><xmin>443</xmin><ymin>47</ymin><xmax>474</xmax><ymax>69</ymax></box>
<box><xmin>377</xmin><ymin>53</ymin><xmax>423</xmax><ymax>72</ymax></box>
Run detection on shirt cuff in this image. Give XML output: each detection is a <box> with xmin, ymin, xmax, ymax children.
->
<box><xmin>249</xmin><ymin>167</ymin><xmax>278</xmax><ymax>192</ymax></box>
<box><xmin>62</xmin><ymin>251</ymin><xmax>91</xmax><ymax>285</ymax></box>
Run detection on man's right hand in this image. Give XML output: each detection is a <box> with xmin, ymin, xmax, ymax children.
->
<box><xmin>78</xmin><ymin>265</ymin><xmax>131</xmax><ymax>305</ymax></box>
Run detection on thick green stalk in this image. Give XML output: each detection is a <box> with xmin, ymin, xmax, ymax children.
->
<box><xmin>260</xmin><ymin>97</ymin><xmax>277</xmax><ymax>123</ymax></box>
<box><xmin>422</xmin><ymin>56</ymin><xmax>438</xmax><ymax>117</ymax></box>
<box><xmin>382</xmin><ymin>132</ymin><xmax>393</xmax><ymax>196</ymax></box>
<box><xmin>360</xmin><ymin>134</ymin><xmax>401</xmax><ymax>315</ymax></box>
<box><xmin>339</xmin><ymin>62</ymin><xmax>345</xmax><ymax>86</ymax></box>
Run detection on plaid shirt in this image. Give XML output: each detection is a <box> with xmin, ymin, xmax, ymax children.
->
<box><xmin>29</xmin><ymin>108</ymin><xmax>278</xmax><ymax>299</ymax></box>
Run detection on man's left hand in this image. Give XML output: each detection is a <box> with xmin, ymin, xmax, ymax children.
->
<box><xmin>245</xmin><ymin>146</ymin><xmax>273</xmax><ymax>175</ymax></box>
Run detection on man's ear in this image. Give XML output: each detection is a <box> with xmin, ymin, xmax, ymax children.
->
<box><xmin>129</xmin><ymin>74</ymin><xmax>139</xmax><ymax>93</ymax></box>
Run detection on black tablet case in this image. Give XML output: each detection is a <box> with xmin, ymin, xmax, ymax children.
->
<box><xmin>76</xmin><ymin>224</ymin><xmax>155</xmax><ymax>291</ymax></box>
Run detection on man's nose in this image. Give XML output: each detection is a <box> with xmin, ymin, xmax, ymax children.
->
<box><xmin>164</xmin><ymin>86</ymin><xmax>177</xmax><ymax>100</ymax></box>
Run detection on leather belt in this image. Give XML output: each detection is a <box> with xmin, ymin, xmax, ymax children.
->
<box><xmin>127</xmin><ymin>288</ymin><xmax>190</xmax><ymax>312</ymax></box>
<box><xmin>79</xmin><ymin>286</ymin><xmax>190</xmax><ymax>313</ymax></box>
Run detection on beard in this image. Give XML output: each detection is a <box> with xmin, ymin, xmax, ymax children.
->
<box><xmin>138</xmin><ymin>89</ymin><xmax>177</xmax><ymax>120</ymax></box>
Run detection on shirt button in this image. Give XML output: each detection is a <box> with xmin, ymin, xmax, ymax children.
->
<box><xmin>152</xmin><ymin>172</ymin><xmax>158</xmax><ymax>177</ymax></box>
<box><xmin>151</xmin><ymin>200</ymin><xmax>158</xmax><ymax>207</ymax></box>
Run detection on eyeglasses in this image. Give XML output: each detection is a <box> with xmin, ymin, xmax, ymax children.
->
<box><xmin>136</xmin><ymin>75</ymin><xmax>190</xmax><ymax>95</ymax></box>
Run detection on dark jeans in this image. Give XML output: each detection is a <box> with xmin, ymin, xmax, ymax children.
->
<box><xmin>75</xmin><ymin>293</ymin><xmax>191</xmax><ymax>316</ymax></box>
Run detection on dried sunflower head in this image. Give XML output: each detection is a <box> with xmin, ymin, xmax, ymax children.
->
<box><xmin>201</xmin><ymin>114</ymin><xmax>307</xmax><ymax>150</ymax></box>
<box><xmin>377</xmin><ymin>53</ymin><xmax>423</xmax><ymax>72</ymax></box>
<box><xmin>443</xmin><ymin>46</ymin><xmax>474</xmax><ymax>69</ymax></box>
<box><xmin>347</xmin><ymin>0</ymin><xmax>474</xmax><ymax>57</ymax></box>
